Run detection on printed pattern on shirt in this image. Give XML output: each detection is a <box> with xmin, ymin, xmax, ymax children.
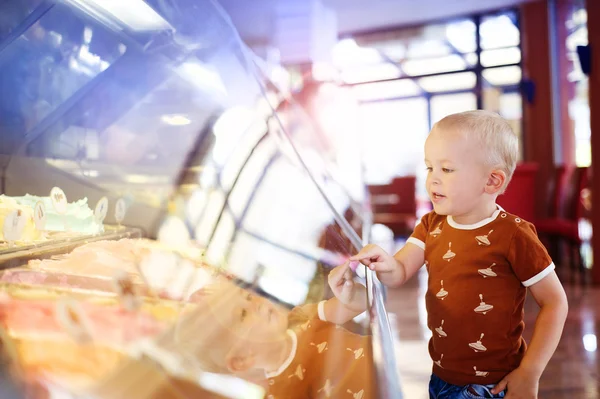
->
<box><xmin>267</xmin><ymin>308</ymin><xmax>375</xmax><ymax>399</ymax></box>
<box><xmin>409</xmin><ymin>208</ymin><xmax>554</xmax><ymax>386</ymax></box>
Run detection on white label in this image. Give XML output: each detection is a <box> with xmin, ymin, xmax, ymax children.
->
<box><xmin>113</xmin><ymin>270</ymin><xmax>141</xmax><ymax>312</ymax></box>
<box><xmin>3</xmin><ymin>210</ymin><xmax>26</xmax><ymax>242</ymax></box>
<box><xmin>115</xmin><ymin>198</ymin><xmax>127</xmax><ymax>224</ymax></box>
<box><xmin>55</xmin><ymin>298</ymin><xmax>92</xmax><ymax>344</ymax></box>
<box><xmin>94</xmin><ymin>197</ymin><xmax>109</xmax><ymax>224</ymax></box>
<box><xmin>34</xmin><ymin>201</ymin><xmax>46</xmax><ymax>231</ymax></box>
<box><xmin>50</xmin><ymin>187</ymin><xmax>68</xmax><ymax>215</ymax></box>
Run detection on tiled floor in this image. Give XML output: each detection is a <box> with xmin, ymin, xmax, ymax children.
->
<box><xmin>387</xmin><ymin>266</ymin><xmax>600</xmax><ymax>399</ymax></box>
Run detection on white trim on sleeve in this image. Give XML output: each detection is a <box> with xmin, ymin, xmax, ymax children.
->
<box><xmin>522</xmin><ymin>263</ymin><xmax>555</xmax><ymax>287</ymax></box>
<box><xmin>317</xmin><ymin>300</ymin><xmax>327</xmax><ymax>322</ymax></box>
<box><xmin>406</xmin><ymin>237</ymin><xmax>425</xmax><ymax>250</ymax></box>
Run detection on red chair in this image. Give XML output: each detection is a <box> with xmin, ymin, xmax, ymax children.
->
<box><xmin>546</xmin><ymin>165</ymin><xmax>571</xmax><ymax>220</ymax></box>
<box><xmin>535</xmin><ymin>166</ymin><xmax>590</xmax><ymax>273</ymax></box>
<box><xmin>317</xmin><ymin>208</ymin><xmax>361</xmax><ymax>254</ymax></box>
<box><xmin>368</xmin><ymin>176</ymin><xmax>417</xmax><ymax>238</ymax></box>
<box><xmin>497</xmin><ymin>163</ymin><xmax>539</xmax><ymax>222</ymax></box>
<box><xmin>528</xmin><ymin>165</ymin><xmax>570</xmax><ymax>262</ymax></box>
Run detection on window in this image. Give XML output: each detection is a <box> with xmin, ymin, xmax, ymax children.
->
<box><xmin>482</xmin><ymin>66</ymin><xmax>522</xmax><ymax>86</ymax></box>
<box><xmin>359</xmin><ymin>98</ymin><xmax>429</xmax><ymax>199</ymax></box>
<box><xmin>418</xmin><ymin>72</ymin><xmax>477</xmax><ymax>92</ymax></box>
<box><xmin>338</xmin><ymin>9</ymin><xmax>524</xmax><ymax>186</ymax></box>
<box><xmin>431</xmin><ymin>93</ymin><xmax>477</xmax><ymax>124</ymax></box>
<box><xmin>565</xmin><ymin>3</ymin><xmax>590</xmax><ymax>167</ymax></box>
<box><xmin>480</xmin><ymin>12</ymin><xmax>520</xmax><ymax>49</ymax></box>
<box><xmin>481</xmin><ymin>47</ymin><xmax>521</xmax><ymax>67</ymax></box>
<box><xmin>352</xmin><ymin>79</ymin><xmax>421</xmax><ymax>101</ymax></box>
<box><xmin>402</xmin><ymin>54</ymin><xmax>476</xmax><ymax>76</ymax></box>
<box><xmin>341</xmin><ymin>63</ymin><xmax>400</xmax><ymax>84</ymax></box>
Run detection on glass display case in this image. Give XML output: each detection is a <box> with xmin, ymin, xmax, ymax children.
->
<box><xmin>0</xmin><ymin>1</ymin><xmax>402</xmax><ymax>398</ymax></box>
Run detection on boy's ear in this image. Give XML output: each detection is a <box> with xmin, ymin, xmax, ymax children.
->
<box><xmin>225</xmin><ymin>349</ymin><xmax>256</xmax><ymax>373</ymax></box>
<box><xmin>485</xmin><ymin>169</ymin><xmax>506</xmax><ymax>194</ymax></box>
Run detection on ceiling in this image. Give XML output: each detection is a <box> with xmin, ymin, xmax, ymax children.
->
<box><xmin>217</xmin><ymin>0</ymin><xmax>534</xmax><ymax>44</ymax></box>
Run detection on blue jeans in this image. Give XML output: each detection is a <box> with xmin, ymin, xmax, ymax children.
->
<box><xmin>429</xmin><ymin>374</ymin><xmax>506</xmax><ymax>399</ymax></box>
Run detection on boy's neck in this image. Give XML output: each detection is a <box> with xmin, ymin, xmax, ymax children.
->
<box><xmin>450</xmin><ymin>201</ymin><xmax>499</xmax><ymax>225</ymax></box>
<box><xmin>263</xmin><ymin>331</ymin><xmax>294</xmax><ymax>376</ymax></box>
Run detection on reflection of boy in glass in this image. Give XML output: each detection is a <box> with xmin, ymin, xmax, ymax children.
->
<box><xmin>164</xmin><ymin>263</ymin><xmax>376</xmax><ymax>399</ymax></box>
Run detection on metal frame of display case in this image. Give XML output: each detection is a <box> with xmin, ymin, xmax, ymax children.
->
<box><xmin>245</xmin><ymin>62</ymin><xmax>403</xmax><ymax>396</ymax></box>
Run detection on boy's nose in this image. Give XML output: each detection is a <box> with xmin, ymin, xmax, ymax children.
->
<box><xmin>428</xmin><ymin>175</ymin><xmax>441</xmax><ymax>185</ymax></box>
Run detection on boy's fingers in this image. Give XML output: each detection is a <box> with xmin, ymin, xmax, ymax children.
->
<box><xmin>349</xmin><ymin>247</ymin><xmax>382</xmax><ymax>263</ymax></box>
<box><xmin>368</xmin><ymin>262</ymin><xmax>395</xmax><ymax>272</ymax></box>
<box><xmin>348</xmin><ymin>254</ymin><xmax>371</xmax><ymax>264</ymax></box>
<box><xmin>329</xmin><ymin>262</ymin><xmax>350</xmax><ymax>286</ymax></box>
<box><xmin>491</xmin><ymin>378</ymin><xmax>508</xmax><ymax>395</ymax></box>
<box><xmin>340</xmin><ymin>280</ymin><xmax>354</xmax><ymax>304</ymax></box>
<box><xmin>343</xmin><ymin>267</ymin><xmax>352</xmax><ymax>281</ymax></box>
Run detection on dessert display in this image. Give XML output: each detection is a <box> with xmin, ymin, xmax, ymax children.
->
<box><xmin>0</xmin><ymin>190</ymin><xmax>142</xmax><ymax>273</ymax></box>
<box><xmin>0</xmin><ymin>196</ymin><xmax>42</xmax><ymax>242</ymax></box>
<box><xmin>0</xmin><ymin>262</ymin><xmax>200</xmax><ymax>395</ymax></box>
<box><xmin>0</xmin><ymin>228</ymin><xmax>214</xmax><ymax>397</ymax></box>
<box><xmin>0</xmin><ymin>296</ymin><xmax>168</xmax><ymax>346</ymax></box>
<box><xmin>26</xmin><ymin>239</ymin><xmax>149</xmax><ymax>278</ymax></box>
<box><xmin>19</xmin><ymin>238</ymin><xmax>212</xmax><ymax>299</ymax></box>
<box><xmin>0</xmin><ymin>293</ymin><xmax>170</xmax><ymax>392</ymax></box>
<box><xmin>10</xmin><ymin>194</ymin><xmax>104</xmax><ymax>235</ymax></box>
<box><xmin>13</xmin><ymin>337</ymin><xmax>126</xmax><ymax>389</ymax></box>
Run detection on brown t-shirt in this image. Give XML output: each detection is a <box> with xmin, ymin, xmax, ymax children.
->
<box><xmin>266</xmin><ymin>303</ymin><xmax>375</xmax><ymax>399</ymax></box>
<box><xmin>407</xmin><ymin>207</ymin><xmax>554</xmax><ymax>386</ymax></box>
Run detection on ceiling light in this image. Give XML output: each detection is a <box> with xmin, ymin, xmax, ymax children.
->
<box><xmin>583</xmin><ymin>334</ymin><xmax>597</xmax><ymax>352</ymax></box>
<box><xmin>67</xmin><ymin>0</ymin><xmax>172</xmax><ymax>32</ymax></box>
<box><xmin>161</xmin><ymin>114</ymin><xmax>191</xmax><ymax>126</ymax></box>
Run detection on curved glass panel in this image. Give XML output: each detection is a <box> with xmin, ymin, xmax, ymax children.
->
<box><xmin>0</xmin><ymin>1</ymin><xmax>399</xmax><ymax>398</ymax></box>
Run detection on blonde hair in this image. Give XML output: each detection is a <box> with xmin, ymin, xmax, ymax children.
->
<box><xmin>151</xmin><ymin>280</ymin><xmax>239</xmax><ymax>375</ymax></box>
<box><xmin>434</xmin><ymin>110</ymin><xmax>519</xmax><ymax>193</ymax></box>
<box><xmin>153</xmin><ymin>303</ymin><xmax>232</xmax><ymax>374</ymax></box>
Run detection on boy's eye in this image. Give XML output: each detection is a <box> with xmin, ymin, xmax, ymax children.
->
<box><xmin>442</xmin><ymin>168</ymin><xmax>453</xmax><ymax>173</ymax></box>
<box><xmin>425</xmin><ymin>167</ymin><xmax>433</xmax><ymax>172</ymax></box>
<box><xmin>241</xmin><ymin>308</ymin><xmax>247</xmax><ymax>321</ymax></box>
<box><xmin>246</xmin><ymin>293</ymin><xmax>253</xmax><ymax>301</ymax></box>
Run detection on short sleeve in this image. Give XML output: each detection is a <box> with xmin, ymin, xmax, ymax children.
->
<box><xmin>406</xmin><ymin>212</ymin><xmax>433</xmax><ymax>250</ymax></box>
<box><xmin>507</xmin><ymin>222</ymin><xmax>555</xmax><ymax>287</ymax></box>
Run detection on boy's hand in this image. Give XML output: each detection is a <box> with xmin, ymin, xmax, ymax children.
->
<box><xmin>328</xmin><ymin>262</ymin><xmax>366</xmax><ymax>313</ymax></box>
<box><xmin>349</xmin><ymin>244</ymin><xmax>401</xmax><ymax>287</ymax></box>
<box><xmin>491</xmin><ymin>366</ymin><xmax>539</xmax><ymax>398</ymax></box>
